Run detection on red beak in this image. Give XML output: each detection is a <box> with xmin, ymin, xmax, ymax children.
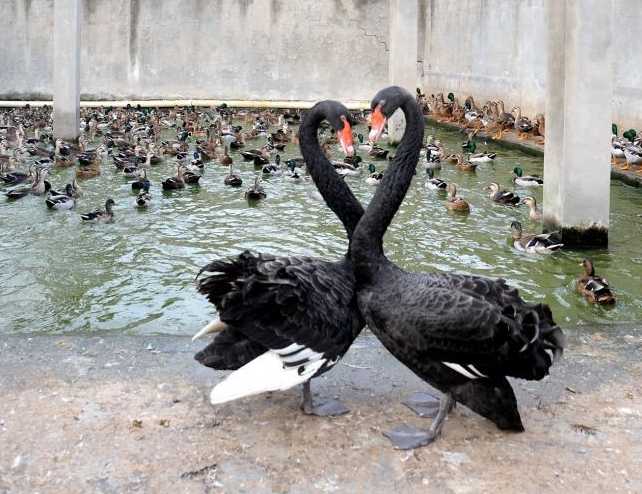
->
<box><xmin>369</xmin><ymin>104</ymin><xmax>386</xmax><ymax>142</ymax></box>
<box><xmin>338</xmin><ymin>116</ymin><xmax>354</xmax><ymax>156</ymax></box>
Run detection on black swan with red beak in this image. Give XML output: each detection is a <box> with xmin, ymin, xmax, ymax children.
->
<box><xmin>351</xmin><ymin>86</ymin><xmax>565</xmax><ymax>449</ymax></box>
<box><xmin>193</xmin><ymin>101</ymin><xmax>365</xmax><ymax>416</ymax></box>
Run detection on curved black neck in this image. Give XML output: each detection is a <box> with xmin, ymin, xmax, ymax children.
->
<box><xmin>299</xmin><ymin>103</ymin><xmax>364</xmax><ymax>247</ymax></box>
<box><xmin>351</xmin><ymin>96</ymin><xmax>424</xmax><ymax>277</ymax></box>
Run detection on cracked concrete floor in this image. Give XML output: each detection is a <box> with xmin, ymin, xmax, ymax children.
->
<box><xmin>1</xmin><ymin>326</ymin><xmax>641</xmax><ymax>493</ymax></box>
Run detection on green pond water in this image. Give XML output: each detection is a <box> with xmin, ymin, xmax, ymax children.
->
<box><xmin>1</xmin><ymin>122</ymin><xmax>641</xmax><ymax>336</ymax></box>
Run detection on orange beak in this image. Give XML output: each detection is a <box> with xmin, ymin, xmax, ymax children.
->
<box><xmin>369</xmin><ymin>104</ymin><xmax>386</xmax><ymax>142</ymax></box>
<box><xmin>338</xmin><ymin>116</ymin><xmax>354</xmax><ymax>156</ymax></box>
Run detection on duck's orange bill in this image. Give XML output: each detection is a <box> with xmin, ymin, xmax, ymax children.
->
<box><xmin>338</xmin><ymin>116</ymin><xmax>354</xmax><ymax>156</ymax></box>
<box><xmin>369</xmin><ymin>104</ymin><xmax>386</xmax><ymax>142</ymax></box>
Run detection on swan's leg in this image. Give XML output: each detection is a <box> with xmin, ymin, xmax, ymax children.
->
<box><xmin>402</xmin><ymin>391</ymin><xmax>441</xmax><ymax>417</ymax></box>
<box><xmin>383</xmin><ymin>393</ymin><xmax>455</xmax><ymax>450</ymax></box>
<box><xmin>300</xmin><ymin>381</ymin><xmax>350</xmax><ymax>417</ymax></box>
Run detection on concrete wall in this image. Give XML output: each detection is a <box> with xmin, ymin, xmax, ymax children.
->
<box><xmin>0</xmin><ymin>0</ymin><xmax>390</xmax><ymax>102</ymax></box>
<box><xmin>421</xmin><ymin>0</ymin><xmax>642</xmax><ymax>130</ymax></box>
<box><xmin>2</xmin><ymin>0</ymin><xmax>641</xmax><ymax>129</ymax></box>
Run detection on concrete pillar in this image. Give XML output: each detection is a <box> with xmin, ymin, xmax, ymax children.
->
<box><xmin>387</xmin><ymin>0</ymin><xmax>419</xmax><ymax>145</ymax></box>
<box><xmin>54</xmin><ymin>0</ymin><xmax>81</xmax><ymax>141</ymax></box>
<box><xmin>543</xmin><ymin>0</ymin><xmax>613</xmax><ymax>246</ymax></box>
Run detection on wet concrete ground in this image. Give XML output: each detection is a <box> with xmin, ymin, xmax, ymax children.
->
<box><xmin>1</xmin><ymin>326</ymin><xmax>641</xmax><ymax>493</ymax></box>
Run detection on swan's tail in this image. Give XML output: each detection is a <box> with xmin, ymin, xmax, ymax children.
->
<box><xmin>195</xmin><ymin>328</ymin><xmax>267</xmax><ymax>371</ymax></box>
<box><xmin>210</xmin><ymin>350</ymin><xmax>326</xmax><ymax>405</ymax></box>
<box><xmin>500</xmin><ymin>302</ymin><xmax>565</xmax><ymax>381</ymax></box>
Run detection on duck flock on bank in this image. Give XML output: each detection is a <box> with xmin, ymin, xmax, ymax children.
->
<box><xmin>1</xmin><ymin>88</ymin><xmax>618</xmax><ymax>449</ymax></box>
<box><xmin>419</xmin><ymin>90</ymin><xmax>642</xmax><ymax>175</ymax></box>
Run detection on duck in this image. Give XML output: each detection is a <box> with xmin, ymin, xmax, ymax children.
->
<box><xmin>512</xmin><ymin>106</ymin><xmax>533</xmax><ymax>139</ymax></box>
<box><xmin>425</xmin><ymin>168</ymin><xmax>448</xmax><ymax>191</ymax></box>
<box><xmin>245</xmin><ymin>176</ymin><xmax>266</xmax><ymax>201</ymax></box>
<box><xmin>576</xmin><ymin>259</ymin><xmax>616</xmax><ymax>305</ymax></box>
<box><xmin>424</xmin><ymin>149</ymin><xmax>442</xmax><ymax>171</ymax></box>
<box><xmin>455</xmin><ymin>154</ymin><xmax>478</xmax><ymax>172</ymax></box>
<box><xmin>351</xmin><ymin>86</ymin><xmax>564</xmax><ymax>449</ymax></box>
<box><xmin>45</xmin><ymin>184</ymin><xmax>75</xmax><ymax>210</ymax></box>
<box><xmin>512</xmin><ymin>167</ymin><xmax>543</xmax><ymax>187</ymax></box>
<box><xmin>261</xmin><ymin>154</ymin><xmax>281</xmax><ymax>176</ymax></box>
<box><xmin>445</xmin><ymin>182</ymin><xmax>470</xmax><ymax>212</ymax></box>
<box><xmin>357</xmin><ymin>133</ymin><xmax>372</xmax><ymax>151</ymax></box>
<box><xmin>510</xmin><ymin>222</ymin><xmax>563</xmax><ymax>254</ymax></box>
<box><xmin>365</xmin><ymin>164</ymin><xmax>383</xmax><ymax>185</ymax></box>
<box><xmin>162</xmin><ymin>165</ymin><xmax>185</xmax><ymax>190</ymax></box>
<box><xmin>286</xmin><ymin>164</ymin><xmax>302</xmax><ymax>181</ymax></box>
<box><xmin>81</xmin><ymin>198</ymin><xmax>115</xmax><ymax>222</ymax></box>
<box><xmin>465</xmin><ymin>142</ymin><xmax>496</xmax><ymax>162</ymax></box>
<box><xmin>334</xmin><ymin>160</ymin><xmax>361</xmax><ymax>176</ymax></box>
<box><xmin>519</xmin><ymin>196</ymin><xmax>543</xmax><ymax>221</ymax></box>
<box><xmin>1</xmin><ymin>166</ymin><xmax>31</xmax><ymax>186</ymax></box>
<box><xmin>224</xmin><ymin>165</ymin><xmax>243</xmax><ymax>187</ymax></box>
<box><xmin>193</xmin><ymin>100</ymin><xmax>364</xmax><ymax>417</ymax></box>
<box><xmin>183</xmin><ymin>167</ymin><xmax>202</xmax><ymax>185</ymax></box>
<box><xmin>131</xmin><ymin>169</ymin><xmax>151</xmax><ymax>192</ymax></box>
<box><xmin>486</xmin><ymin>182</ymin><xmax>520</xmax><ymax>205</ymax></box>
<box><xmin>4</xmin><ymin>169</ymin><xmax>46</xmax><ymax>200</ymax></box>
<box><xmin>135</xmin><ymin>189</ymin><xmax>152</xmax><ymax>208</ymax></box>
<box><xmin>367</xmin><ymin>142</ymin><xmax>389</xmax><ymax>159</ymax></box>
<box><xmin>220</xmin><ymin>145</ymin><xmax>233</xmax><ymax>166</ymax></box>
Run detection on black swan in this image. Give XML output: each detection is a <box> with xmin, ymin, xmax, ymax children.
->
<box><xmin>351</xmin><ymin>86</ymin><xmax>565</xmax><ymax>449</ymax></box>
<box><xmin>192</xmin><ymin>100</ymin><xmax>365</xmax><ymax>416</ymax></box>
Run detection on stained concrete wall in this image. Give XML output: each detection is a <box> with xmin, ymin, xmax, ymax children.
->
<box><xmin>0</xmin><ymin>0</ymin><xmax>389</xmax><ymax>102</ymax></box>
<box><xmin>421</xmin><ymin>0</ymin><xmax>642</xmax><ymax>130</ymax></box>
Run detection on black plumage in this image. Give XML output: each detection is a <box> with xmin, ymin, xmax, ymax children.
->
<box><xmin>194</xmin><ymin>101</ymin><xmax>365</xmax><ymax>415</ymax></box>
<box><xmin>350</xmin><ymin>87</ymin><xmax>564</xmax><ymax>447</ymax></box>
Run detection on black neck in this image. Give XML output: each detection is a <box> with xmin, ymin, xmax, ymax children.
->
<box><xmin>299</xmin><ymin>103</ymin><xmax>364</xmax><ymax>246</ymax></box>
<box><xmin>351</xmin><ymin>96</ymin><xmax>424</xmax><ymax>276</ymax></box>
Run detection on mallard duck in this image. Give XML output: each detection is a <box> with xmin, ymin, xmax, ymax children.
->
<box><xmin>512</xmin><ymin>167</ymin><xmax>543</xmax><ymax>187</ymax></box>
<box><xmin>519</xmin><ymin>196</ymin><xmax>543</xmax><ymax>221</ymax></box>
<box><xmin>0</xmin><ymin>166</ymin><xmax>31</xmax><ymax>186</ymax></box>
<box><xmin>135</xmin><ymin>190</ymin><xmax>151</xmax><ymax>208</ymax></box>
<box><xmin>622</xmin><ymin>145</ymin><xmax>642</xmax><ymax>169</ymax></box>
<box><xmin>5</xmin><ymin>169</ymin><xmax>47</xmax><ymax>200</ymax></box>
<box><xmin>425</xmin><ymin>168</ymin><xmax>447</xmax><ymax>191</ymax></box>
<box><xmin>464</xmin><ymin>141</ymin><xmax>496</xmax><ymax>162</ymax></box>
<box><xmin>368</xmin><ymin>145</ymin><xmax>389</xmax><ymax>160</ymax></box>
<box><xmin>365</xmin><ymin>164</ymin><xmax>383</xmax><ymax>185</ymax></box>
<box><xmin>81</xmin><ymin>198</ymin><xmax>115</xmax><ymax>222</ymax></box>
<box><xmin>456</xmin><ymin>154</ymin><xmax>478</xmax><ymax>172</ymax></box>
<box><xmin>131</xmin><ymin>169</ymin><xmax>150</xmax><ymax>192</ymax></box>
<box><xmin>220</xmin><ymin>145</ymin><xmax>233</xmax><ymax>166</ymax></box>
<box><xmin>183</xmin><ymin>167</ymin><xmax>202</xmax><ymax>185</ymax></box>
<box><xmin>261</xmin><ymin>154</ymin><xmax>281</xmax><ymax>176</ymax></box>
<box><xmin>510</xmin><ymin>221</ymin><xmax>563</xmax><ymax>254</ymax></box>
<box><xmin>162</xmin><ymin>165</ymin><xmax>185</xmax><ymax>190</ymax></box>
<box><xmin>486</xmin><ymin>182</ymin><xmax>520</xmax><ymax>205</ymax></box>
<box><xmin>512</xmin><ymin>106</ymin><xmax>533</xmax><ymax>139</ymax></box>
<box><xmin>576</xmin><ymin>259</ymin><xmax>616</xmax><ymax>305</ymax></box>
<box><xmin>344</xmin><ymin>155</ymin><xmax>362</xmax><ymax>167</ymax></box>
<box><xmin>224</xmin><ymin>165</ymin><xmax>243</xmax><ymax>187</ymax></box>
<box><xmin>445</xmin><ymin>183</ymin><xmax>470</xmax><ymax>212</ymax></box>
<box><xmin>245</xmin><ymin>176</ymin><xmax>266</xmax><ymax>201</ymax></box>
<box><xmin>334</xmin><ymin>160</ymin><xmax>361</xmax><ymax>176</ymax></box>
<box><xmin>532</xmin><ymin>113</ymin><xmax>545</xmax><ymax>144</ymax></box>
<box><xmin>424</xmin><ymin>149</ymin><xmax>442</xmax><ymax>171</ymax></box>
<box><xmin>357</xmin><ymin>133</ymin><xmax>372</xmax><ymax>151</ymax></box>
<box><xmin>286</xmin><ymin>163</ymin><xmax>302</xmax><ymax>181</ymax></box>
<box><xmin>45</xmin><ymin>184</ymin><xmax>75</xmax><ymax>210</ymax></box>
<box><xmin>122</xmin><ymin>164</ymin><xmax>139</xmax><ymax>178</ymax></box>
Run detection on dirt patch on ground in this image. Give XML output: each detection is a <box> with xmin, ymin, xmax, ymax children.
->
<box><xmin>1</xmin><ymin>328</ymin><xmax>641</xmax><ymax>493</ymax></box>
